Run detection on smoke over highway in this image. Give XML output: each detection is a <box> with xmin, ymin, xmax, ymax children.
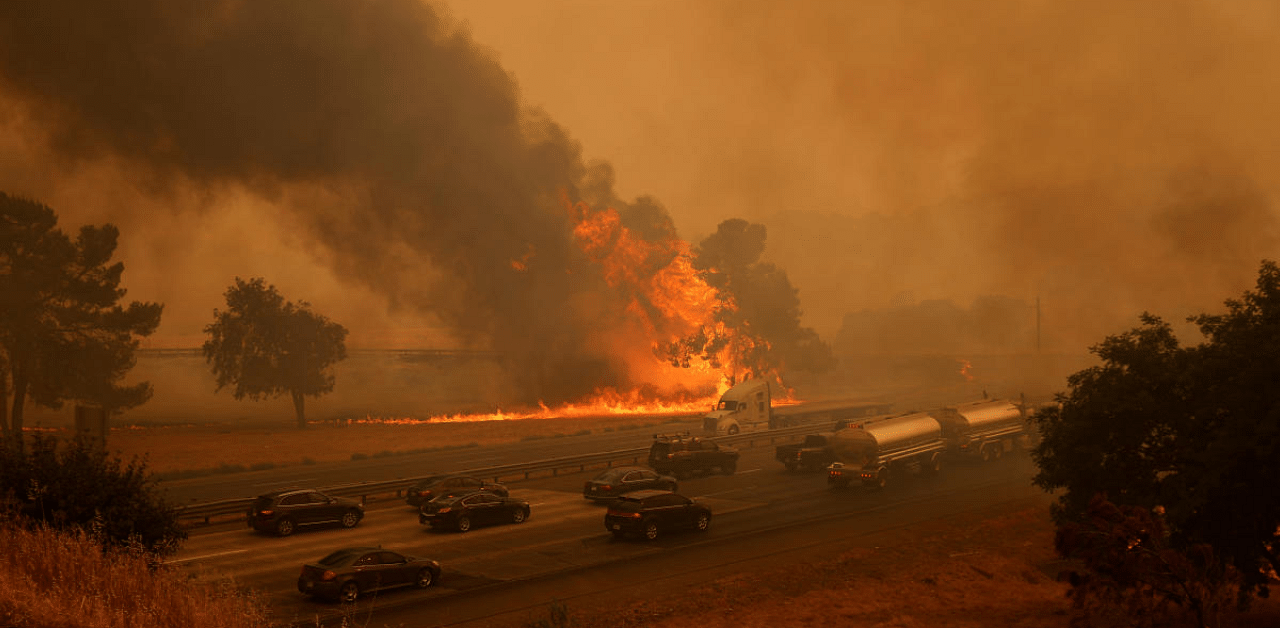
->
<box><xmin>1</xmin><ymin>1</ymin><xmax>1277</xmax><ymax>410</ymax></box>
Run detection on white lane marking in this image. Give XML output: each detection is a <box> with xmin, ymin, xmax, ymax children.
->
<box><xmin>165</xmin><ymin>549</ymin><xmax>249</xmax><ymax>564</ymax></box>
<box><xmin>251</xmin><ymin>477</ymin><xmax>316</xmax><ymax>486</ymax></box>
<box><xmin>738</xmin><ymin>468</ymin><xmax>762</xmax><ymax>474</ymax></box>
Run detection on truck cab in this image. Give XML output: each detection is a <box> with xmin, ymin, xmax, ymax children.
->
<box><xmin>702</xmin><ymin>379</ymin><xmax>772</xmax><ymax>435</ymax></box>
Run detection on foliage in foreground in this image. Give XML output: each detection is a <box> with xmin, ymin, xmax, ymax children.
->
<box><xmin>1033</xmin><ymin>259</ymin><xmax>1280</xmax><ymax>602</ymax></box>
<box><xmin>0</xmin><ymin>432</ymin><xmax>185</xmax><ymax>555</ymax></box>
<box><xmin>0</xmin><ymin>516</ymin><xmax>268</xmax><ymax>628</ymax></box>
<box><xmin>1057</xmin><ymin>495</ymin><xmax>1237</xmax><ymax>628</ymax></box>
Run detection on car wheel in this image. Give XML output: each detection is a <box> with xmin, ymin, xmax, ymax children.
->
<box><xmin>512</xmin><ymin>508</ymin><xmax>527</xmax><ymax>524</ymax></box>
<box><xmin>340</xmin><ymin>509</ymin><xmax>361</xmax><ymax>528</ymax></box>
<box><xmin>414</xmin><ymin>568</ymin><xmax>435</xmax><ymax>588</ymax></box>
<box><xmin>456</xmin><ymin>515</ymin><xmax>472</xmax><ymax>533</ymax></box>
<box><xmin>694</xmin><ymin>512</ymin><xmax>711</xmax><ymax>532</ymax></box>
<box><xmin>275</xmin><ymin>517</ymin><xmax>295</xmax><ymax>537</ymax></box>
<box><xmin>339</xmin><ymin>581</ymin><xmax>359</xmax><ymax>603</ymax></box>
<box><xmin>642</xmin><ymin>520</ymin><xmax>659</xmax><ymax>541</ymax></box>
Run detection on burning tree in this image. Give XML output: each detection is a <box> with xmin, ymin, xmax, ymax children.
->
<box><xmin>203</xmin><ymin>277</ymin><xmax>348</xmax><ymax>429</ymax></box>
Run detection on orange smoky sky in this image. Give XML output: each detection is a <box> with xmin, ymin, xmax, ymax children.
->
<box><xmin>1</xmin><ymin>0</ymin><xmax>1278</xmax><ymax>363</ymax></box>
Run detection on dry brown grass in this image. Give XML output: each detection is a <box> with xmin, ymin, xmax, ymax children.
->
<box><xmin>0</xmin><ymin>519</ymin><xmax>269</xmax><ymax>628</ymax></box>
<box><xmin>102</xmin><ymin>414</ymin><xmax>683</xmax><ymax>474</ymax></box>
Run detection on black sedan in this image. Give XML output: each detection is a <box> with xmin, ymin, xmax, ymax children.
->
<box><xmin>604</xmin><ymin>489</ymin><xmax>711</xmax><ymax>541</ymax></box>
<box><xmin>583</xmin><ymin>466</ymin><xmax>678</xmax><ymax>501</ymax></box>
<box><xmin>297</xmin><ymin>547</ymin><xmax>440</xmax><ymax>603</ymax></box>
<box><xmin>419</xmin><ymin>491</ymin><xmax>530</xmax><ymax>532</ymax></box>
<box><xmin>404</xmin><ymin>474</ymin><xmax>509</xmax><ymax>508</ymax></box>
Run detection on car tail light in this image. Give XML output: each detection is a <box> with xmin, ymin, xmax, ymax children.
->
<box><xmin>607</xmin><ymin>509</ymin><xmax>641</xmax><ymax>518</ymax></box>
<box><xmin>828</xmin><ymin>470</ymin><xmax>842</xmax><ymax>479</ymax></box>
<box><xmin>436</xmin><ymin>507</ymin><xmax>451</xmax><ymax>514</ymax></box>
<box><xmin>322</xmin><ymin>570</ymin><xmax>336</xmax><ymax>581</ymax></box>
<box><xmin>257</xmin><ymin>509</ymin><xmax>273</xmax><ymax>517</ymax></box>
<box><xmin>601</xmin><ymin>485</ymin><xmax>612</xmax><ymax>491</ymax></box>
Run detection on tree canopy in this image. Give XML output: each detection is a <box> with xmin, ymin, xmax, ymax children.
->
<box><xmin>1033</xmin><ymin>259</ymin><xmax>1280</xmax><ymax>599</ymax></box>
<box><xmin>0</xmin><ymin>192</ymin><xmax>162</xmax><ymax>445</ymax></box>
<box><xmin>203</xmin><ymin>277</ymin><xmax>348</xmax><ymax>428</ymax></box>
<box><xmin>691</xmin><ymin>218</ymin><xmax>835</xmax><ymax>380</ymax></box>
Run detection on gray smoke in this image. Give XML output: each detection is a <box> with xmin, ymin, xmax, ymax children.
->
<box><xmin>0</xmin><ymin>0</ymin><xmax>694</xmax><ymax>404</ymax></box>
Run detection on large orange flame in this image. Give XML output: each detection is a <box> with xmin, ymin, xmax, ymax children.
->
<box><xmin>369</xmin><ymin>196</ymin><xmax>766</xmax><ymax>424</ymax></box>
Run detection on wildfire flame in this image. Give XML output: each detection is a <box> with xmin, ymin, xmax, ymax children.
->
<box><xmin>957</xmin><ymin>358</ymin><xmax>974</xmax><ymax>382</ymax></box>
<box><xmin>369</xmin><ymin>196</ymin><xmax>774</xmax><ymax>424</ymax></box>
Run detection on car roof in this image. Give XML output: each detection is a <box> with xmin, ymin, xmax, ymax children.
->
<box><xmin>617</xmin><ymin>489</ymin><xmax>674</xmax><ymax>501</ymax></box>
<box><xmin>256</xmin><ymin>488</ymin><xmax>315</xmax><ymax>499</ymax></box>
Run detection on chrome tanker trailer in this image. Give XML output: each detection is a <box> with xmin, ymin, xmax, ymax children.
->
<box><xmin>826</xmin><ymin>411</ymin><xmax>948</xmax><ymax>490</ymax></box>
<box><xmin>933</xmin><ymin>399</ymin><xmax>1028</xmax><ymax>461</ymax></box>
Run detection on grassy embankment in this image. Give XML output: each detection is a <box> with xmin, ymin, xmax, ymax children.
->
<box><xmin>0</xmin><ymin>519</ymin><xmax>267</xmax><ymax>628</ymax></box>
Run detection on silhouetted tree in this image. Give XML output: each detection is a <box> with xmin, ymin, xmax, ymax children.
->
<box><xmin>0</xmin><ymin>193</ymin><xmax>162</xmax><ymax>448</ymax></box>
<box><xmin>1033</xmin><ymin>259</ymin><xmax>1280</xmax><ymax>603</ymax></box>
<box><xmin>203</xmin><ymin>277</ymin><xmax>348</xmax><ymax>428</ymax></box>
<box><xmin>690</xmin><ymin>218</ymin><xmax>835</xmax><ymax>380</ymax></box>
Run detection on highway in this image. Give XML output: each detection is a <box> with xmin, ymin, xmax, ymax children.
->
<box><xmin>167</xmin><ymin>440</ymin><xmax>1046</xmax><ymax>627</ymax></box>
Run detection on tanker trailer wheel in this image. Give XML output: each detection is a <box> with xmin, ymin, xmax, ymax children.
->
<box><xmin>927</xmin><ymin>452</ymin><xmax>944</xmax><ymax>475</ymax></box>
<box><xmin>727</xmin><ymin>425</ymin><xmax>740</xmax><ymax>436</ymax></box>
<box><xmin>867</xmin><ymin>468</ymin><xmax>889</xmax><ymax>490</ymax></box>
<box><xmin>992</xmin><ymin>441</ymin><xmax>1004</xmax><ymax>460</ymax></box>
<box><xmin>980</xmin><ymin>444</ymin><xmax>994</xmax><ymax>463</ymax></box>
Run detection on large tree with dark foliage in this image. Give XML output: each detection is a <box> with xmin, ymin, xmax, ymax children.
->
<box><xmin>1033</xmin><ymin>259</ymin><xmax>1280</xmax><ymax>602</ymax></box>
<box><xmin>0</xmin><ymin>192</ymin><xmax>162</xmax><ymax>447</ymax></box>
<box><xmin>203</xmin><ymin>277</ymin><xmax>348</xmax><ymax>429</ymax></box>
<box><xmin>0</xmin><ymin>432</ymin><xmax>185</xmax><ymax>556</ymax></box>
<box><xmin>690</xmin><ymin>218</ymin><xmax>835</xmax><ymax>380</ymax></box>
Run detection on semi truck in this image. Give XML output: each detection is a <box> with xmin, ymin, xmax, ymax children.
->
<box><xmin>824</xmin><ymin>399</ymin><xmax>1030</xmax><ymax>489</ymax></box>
<box><xmin>701</xmin><ymin>379</ymin><xmax>892</xmax><ymax>436</ymax></box>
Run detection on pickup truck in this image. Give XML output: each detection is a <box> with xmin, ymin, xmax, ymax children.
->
<box><xmin>775</xmin><ymin>433</ymin><xmax>839</xmax><ymax>472</ymax></box>
<box><xmin>648</xmin><ymin>434</ymin><xmax>739</xmax><ymax>478</ymax></box>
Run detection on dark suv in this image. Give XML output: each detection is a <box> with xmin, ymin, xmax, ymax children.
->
<box><xmin>404</xmin><ymin>475</ymin><xmax>509</xmax><ymax>508</ymax></box>
<box><xmin>604</xmin><ymin>489</ymin><xmax>712</xmax><ymax>541</ymax></box>
<box><xmin>247</xmin><ymin>489</ymin><xmax>364</xmax><ymax>536</ymax></box>
<box><xmin>648</xmin><ymin>434</ymin><xmax>739</xmax><ymax>478</ymax></box>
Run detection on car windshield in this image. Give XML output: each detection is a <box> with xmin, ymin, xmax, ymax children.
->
<box><xmin>610</xmin><ymin>499</ymin><xmax>642</xmax><ymax>512</ymax></box>
<box><xmin>414</xmin><ymin>475</ymin><xmax>446</xmax><ymax>488</ymax></box>
<box><xmin>717</xmin><ymin>400</ymin><xmax>738</xmax><ymax>411</ymax></box>
<box><xmin>592</xmin><ymin>469</ymin><xmax>625</xmax><ymax>482</ymax></box>
<box><xmin>318</xmin><ymin>549</ymin><xmax>364</xmax><ymax>567</ymax></box>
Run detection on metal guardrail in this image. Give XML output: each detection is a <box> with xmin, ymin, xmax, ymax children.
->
<box><xmin>175</xmin><ymin>422</ymin><xmax>839</xmax><ymax>526</ymax></box>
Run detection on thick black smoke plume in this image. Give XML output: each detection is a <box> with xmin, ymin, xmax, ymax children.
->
<box><xmin>0</xmin><ymin>1</ymin><xmax>705</xmax><ymax>405</ymax></box>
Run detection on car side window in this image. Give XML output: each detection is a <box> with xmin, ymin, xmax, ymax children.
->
<box><xmin>463</xmin><ymin>477</ymin><xmax>481</xmax><ymax>487</ymax></box>
<box><xmin>444</xmin><ymin>478</ymin><xmax>460</xmax><ymax>487</ymax></box>
<box><xmin>280</xmin><ymin>494</ymin><xmax>307</xmax><ymax>506</ymax></box>
<box><xmin>308</xmin><ymin>492</ymin><xmax>329</xmax><ymax>504</ymax></box>
<box><xmin>462</xmin><ymin>495</ymin><xmax>482</xmax><ymax>507</ymax></box>
<box><xmin>354</xmin><ymin>553</ymin><xmax>378</xmax><ymax>567</ymax></box>
<box><xmin>640</xmin><ymin>470</ymin><xmax>658</xmax><ymax>481</ymax></box>
<box><xmin>652</xmin><ymin>495</ymin><xmax>687</xmax><ymax>508</ymax></box>
<box><xmin>622</xmin><ymin>471</ymin><xmax>641</xmax><ymax>482</ymax></box>
<box><xmin>379</xmin><ymin>552</ymin><xmax>405</xmax><ymax>564</ymax></box>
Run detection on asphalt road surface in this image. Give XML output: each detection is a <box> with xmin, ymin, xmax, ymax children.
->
<box><xmin>167</xmin><ymin>444</ymin><xmax>1046</xmax><ymax>627</ymax></box>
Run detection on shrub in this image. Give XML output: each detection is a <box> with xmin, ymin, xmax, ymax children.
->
<box><xmin>0</xmin><ymin>433</ymin><xmax>185</xmax><ymax>556</ymax></box>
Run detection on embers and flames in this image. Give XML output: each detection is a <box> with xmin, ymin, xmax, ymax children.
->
<box><xmin>370</xmin><ymin>198</ymin><xmax>779</xmax><ymax>425</ymax></box>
